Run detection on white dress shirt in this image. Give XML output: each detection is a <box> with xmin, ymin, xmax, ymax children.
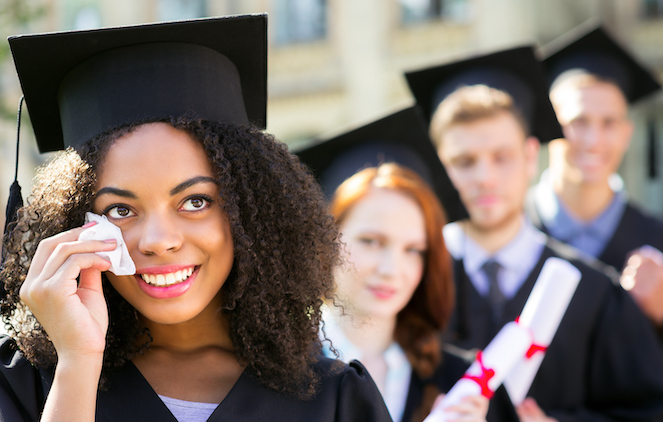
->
<box><xmin>320</xmin><ymin>307</ymin><xmax>412</xmax><ymax>422</ymax></box>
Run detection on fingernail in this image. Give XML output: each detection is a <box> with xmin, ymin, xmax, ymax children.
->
<box><xmin>103</xmin><ymin>239</ymin><xmax>117</xmax><ymax>243</ymax></box>
<box><xmin>82</xmin><ymin>221</ymin><xmax>97</xmax><ymax>228</ymax></box>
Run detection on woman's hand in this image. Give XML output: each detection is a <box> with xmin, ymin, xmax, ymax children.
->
<box><xmin>20</xmin><ymin>223</ymin><xmax>119</xmax><ymax>421</ymax></box>
<box><xmin>434</xmin><ymin>394</ymin><xmax>489</xmax><ymax>422</ymax></box>
<box><xmin>516</xmin><ymin>398</ymin><xmax>558</xmax><ymax>422</ymax></box>
<box><xmin>20</xmin><ymin>222</ymin><xmax>115</xmax><ymax>361</ymax></box>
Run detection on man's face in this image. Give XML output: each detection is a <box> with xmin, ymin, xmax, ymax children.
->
<box><xmin>437</xmin><ymin>111</ymin><xmax>539</xmax><ymax>232</ymax></box>
<box><xmin>551</xmin><ymin>81</ymin><xmax>633</xmax><ymax>185</ymax></box>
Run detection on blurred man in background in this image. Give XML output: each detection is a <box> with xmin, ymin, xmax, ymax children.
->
<box><xmin>528</xmin><ymin>23</ymin><xmax>663</xmax><ymax>332</ymax></box>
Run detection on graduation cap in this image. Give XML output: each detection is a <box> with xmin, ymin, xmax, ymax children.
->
<box><xmin>540</xmin><ymin>20</ymin><xmax>661</xmax><ymax>103</ymax></box>
<box><xmin>9</xmin><ymin>14</ymin><xmax>267</xmax><ymax>153</ymax></box>
<box><xmin>405</xmin><ymin>46</ymin><xmax>563</xmax><ymax>143</ymax></box>
<box><xmin>294</xmin><ymin>106</ymin><xmax>468</xmax><ymax>222</ymax></box>
<box><xmin>3</xmin><ymin>14</ymin><xmax>267</xmax><ymax>244</ymax></box>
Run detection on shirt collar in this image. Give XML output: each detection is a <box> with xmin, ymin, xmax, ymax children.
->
<box><xmin>535</xmin><ymin>169</ymin><xmax>627</xmax><ymax>242</ymax></box>
<box><xmin>443</xmin><ymin>217</ymin><xmax>547</xmax><ymax>276</ymax></box>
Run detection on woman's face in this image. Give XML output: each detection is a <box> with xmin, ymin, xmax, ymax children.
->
<box><xmin>93</xmin><ymin>122</ymin><xmax>234</xmax><ymax>325</ymax></box>
<box><xmin>334</xmin><ymin>188</ymin><xmax>427</xmax><ymax>320</ymax></box>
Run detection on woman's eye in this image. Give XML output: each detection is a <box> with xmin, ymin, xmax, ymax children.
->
<box><xmin>106</xmin><ymin>206</ymin><xmax>134</xmax><ymax>219</ymax></box>
<box><xmin>181</xmin><ymin>197</ymin><xmax>210</xmax><ymax>211</ymax></box>
<box><xmin>358</xmin><ymin>238</ymin><xmax>380</xmax><ymax>247</ymax></box>
<box><xmin>407</xmin><ymin>247</ymin><xmax>426</xmax><ymax>257</ymax></box>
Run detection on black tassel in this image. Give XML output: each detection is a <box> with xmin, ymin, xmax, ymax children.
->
<box><xmin>3</xmin><ymin>181</ymin><xmax>23</xmax><ymax>235</ymax></box>
<box><xmin>2</xmin><ymin>96</ymin><xmax>25</xmax><ymax>266</ymax></box>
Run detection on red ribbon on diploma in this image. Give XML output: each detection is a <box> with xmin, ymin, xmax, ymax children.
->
<box><xmin>515</xmin><ymin>316</ymin><xmax>549</xmax><ymax>359</ymax></box>
<box><xmin>525</xmin><ymin>343</ymin><xmax>548</xmax><ymax>358</ymax></box>
<box><xmin>461</xmin><ymin>351</ymin><xmax>495</xmax><ymax>399</ymax></box>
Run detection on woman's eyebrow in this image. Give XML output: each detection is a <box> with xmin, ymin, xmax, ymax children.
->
<box><xmin>169</xmin><ymin>176</ymin><xmax>218</xmax><ymax>196</ymax></box>
<box><xmin>95</xmin><ymin>176</ymin><xmax>217</xmax><ymax>199</ymax></box>
<box><xmin>95</xmin><ymin>187</ymin><xmax>137</xmax><ymax>199</ymax></box>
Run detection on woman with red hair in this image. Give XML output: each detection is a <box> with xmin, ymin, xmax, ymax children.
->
<box><xmin>322</xmin><ymin>163</ymin><xmax>488</xmax><ymax>422</ymax></box>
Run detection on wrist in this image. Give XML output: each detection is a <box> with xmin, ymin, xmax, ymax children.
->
<box><xmin>42</xmin><ymin>355</ymin><xmax>103</xmax><ymax>422</ymax></box>
<box><xmin>56</xmin><ymin>352</ymin><xmax>104</xmax><ymax>379</ymax></box>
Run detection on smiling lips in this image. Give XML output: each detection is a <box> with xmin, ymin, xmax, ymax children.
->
<box><xmin>369</xmin><ymin>285</ymin><xmax>397</xmax><ymax>300</ymax></box>
<box><xmin>135</xmin><ymin>266</ymin><xmax>198</xmax><ymax>299</ymax></box>
<box><xmin>140</xmin><ymin>267</ymin><xmax>195</xmax><ymax>287</ymax></box>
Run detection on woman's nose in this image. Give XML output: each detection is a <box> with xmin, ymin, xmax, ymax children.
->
<box><xmin>136</xmin><ymin>212</ymin><xmax>183</xmax><ymax>256</ymax></box>
<box><xmin>376</xmin><ymin>248</ymin><xmax>398</xmax><ymax>277</ymax></box>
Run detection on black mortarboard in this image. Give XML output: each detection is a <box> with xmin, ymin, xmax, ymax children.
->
<box><xmin>405</xmin><ymin>46</ymin><xmax>563</xmax><ymax>143</ymax></box>
<box><xmin>9</xmin><ymin>14</ymin><xmax>267</xmax><ymax>152</ymax></box>
<box><xmin>294</xmin><ymin>106</ymin><xmax>468</xmax><ymax>222</ymax></box>
<box><xmin>540</xmin><ymin>20</ymin><xmax>661</xmax><ymax>103</ymax></box>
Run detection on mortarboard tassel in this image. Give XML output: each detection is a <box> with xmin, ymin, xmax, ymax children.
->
<box><xmin>3</xmin><ymin>96</ymin><xmax>25</xmax><ymax>241</ymax></box>
<box><xmin>4</xmin><ymin>181</ymin><xmax>23</xmax><ymax>235</ymax></box>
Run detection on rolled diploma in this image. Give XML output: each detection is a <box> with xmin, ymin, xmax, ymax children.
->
<box><xmin>504</xmin><ymin>257</ymin><xmax>581</xmax><ymax>405</ymax></box>
<box><xmin>424</xmin><ymin>321</ymin><xmax>531</xmax><ymax>422</ymax></box>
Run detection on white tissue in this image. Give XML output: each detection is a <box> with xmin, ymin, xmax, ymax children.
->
<box><xmin>79</xmin><ymin>212</ymin><xmax>136</xmax><ymax>276</ymax></box>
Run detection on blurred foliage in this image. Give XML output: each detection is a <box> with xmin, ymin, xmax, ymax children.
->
<box><xmin>0</xmin><ymin>0</ymin><xmax>47</xmax><ymax>120</ymax></box>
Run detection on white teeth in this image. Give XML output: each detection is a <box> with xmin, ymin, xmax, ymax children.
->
<box><xmin>165</xmin><ymin>273</ymin><xmax>175</xmax><ymax>285</ymax></box>
<box><xmin>140</xmin><ymin>267</ymin><xmax>195</xmax><ymax>287</ymax></box>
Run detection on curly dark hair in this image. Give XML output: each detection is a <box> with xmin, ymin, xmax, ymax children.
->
<box><xmin>1</xmin><ymin>116</ymin><xmax>341</xmax><ymax>399</ymax></box>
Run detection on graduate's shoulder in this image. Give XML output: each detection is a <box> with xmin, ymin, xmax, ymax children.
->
<box><xmin>624</xmin><ymin>200</ymin><xmax>663</xmax><ymax>228</ymax></box>
<box><xmin>0</xmin><ymin>334</ymin><xmax>44</xmax><ymax>378</ymax></box>
<box><xmin>313</xmin><ymin>355</ymin><xmax>379</xmax><ymax>390</ymax></box>
<box><xmin>0</xmin><ymin>335</ymin><xmax>51</xmax><ymax>422</ymax></box>
<box><xmin>312</xmin><ymin>355</ymin><xmax>393</xmax><ymax>421</ymax></box>
<box><xmin>545</xmin><ymin>236</ymin><xmax>621</xmax><ymax>286</ymax></box>
<box><xmin>622</xmin><ymin>201</ymin><xmax>663</xmax><ymax>245</ymax></box>
<box><xmin>543</xmin><ymin>236</ymin><xmax>629</xmax><ymax>323</ymax></box>
<box><xmin>543</xmin><ymin>237</ymin><xmax>645</xmax><ymax>331</ymax></box>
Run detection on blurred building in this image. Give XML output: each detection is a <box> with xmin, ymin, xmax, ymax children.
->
<box><xmin>3</xmin><ymin>0</ymin><xmax>663</xmax><ymax>231</ymax></box>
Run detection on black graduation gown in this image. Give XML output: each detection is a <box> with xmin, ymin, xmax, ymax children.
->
<box><xmin>400</xmin><ymin>350</ymin><xmax>467</xmax><ymax>422</ymax></box>
<box><xmin>526</xmin><ymin>194</ymin><xmax>663</xmax><ymax>272</ymax></box>
<box><xmin>448</xmin><ymin>238</ymin><xmax>663</xmax><ymax>422</ymax></box>
<box><xmin>0</xmin><ymin>336</ymin><xmax>393</xmax><ymax>422</ymax></box>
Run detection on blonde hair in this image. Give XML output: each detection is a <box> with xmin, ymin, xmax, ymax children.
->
<box><xmin>429</xmin><ymin>84</ymin><xmax>529</xmax><ymax>147</ymax></box>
